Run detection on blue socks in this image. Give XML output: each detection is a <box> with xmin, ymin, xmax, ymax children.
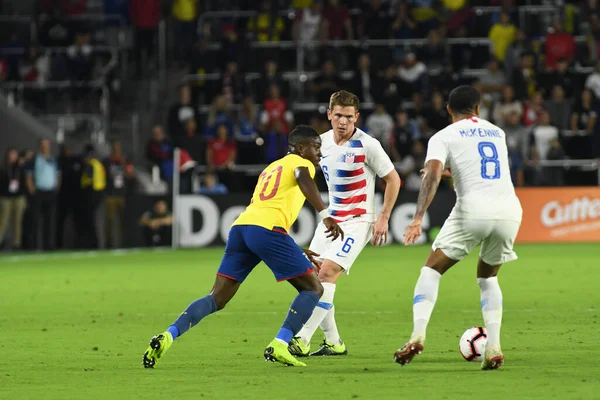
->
<box><xmin>276</xmin><ymin>290</ymin><xmax>320</xmax><ymax>344</ymax></box>
<box><xmin>168</xmin><ymin>295</ymin><xmax>218</xmax><ymax>340</ymax></box>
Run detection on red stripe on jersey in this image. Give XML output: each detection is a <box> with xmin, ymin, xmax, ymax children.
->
<box><xmin>354</xmin><ymin>155</ymin><xmax>365</xmax><ymax>163</ymax></box>
<box><xmin>334</xmin><ymin>194</ymin><xmax>367</xmax><ymax>204</ymax></box>
<box><xmin>331</xmin><ymin>208</ymin><xmax>367</xmax><ymax>217</ymax></box>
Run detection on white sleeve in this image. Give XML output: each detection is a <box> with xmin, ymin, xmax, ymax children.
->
<box><xmin>366</xmin><ymin>138</ymin><xmax>395</xmax><ymax>178</ymax></box>
<box><xmin>425</xmin><ymin>135</ymin><xmax>448</xmax><ymax>169</ymax></box>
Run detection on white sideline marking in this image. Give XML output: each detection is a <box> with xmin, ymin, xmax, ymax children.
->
<box><xmin>0</xmin><ymin>247</ymin><xmax>172</xmax><ymax>263</ymax></box>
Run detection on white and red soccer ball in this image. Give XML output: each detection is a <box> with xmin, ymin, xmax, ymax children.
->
<box><xmin>459</xmin><ymin>327</ymin><xmax>487</xmax><ymax>362</ymax></box>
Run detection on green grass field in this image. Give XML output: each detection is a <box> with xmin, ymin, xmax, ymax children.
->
<box><xmin>0</xmin><ymin>243</ymin><xmax>598</xmax><ymax>400</ymax></box>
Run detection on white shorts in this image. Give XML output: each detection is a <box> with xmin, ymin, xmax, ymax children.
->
<box><xmin>309</xmin><ymin>219</ymin><xmax>373</xmax><ymax>273</ymax></box>
<box><xmin>432</xmin><ymin>218</ymin><xmax>521</xmax><ymax>265</ymax></box>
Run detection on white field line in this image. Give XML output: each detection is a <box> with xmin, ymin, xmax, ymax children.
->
<box><xmin>0</xmin><ymin>248</ymin><xmax>172</xmax><ymax>263</ymax></box>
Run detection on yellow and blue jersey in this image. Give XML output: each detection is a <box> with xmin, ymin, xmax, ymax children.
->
<box><xmin>233</xmin><ymin>154</ymin><xmax>316</xmax><ymax>232</ymax></box>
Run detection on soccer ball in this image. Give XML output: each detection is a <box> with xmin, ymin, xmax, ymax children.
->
<box><xmin>459</xmin><ymin>327</ymin><xmax>487</xmax><ymax>362</ymax></box>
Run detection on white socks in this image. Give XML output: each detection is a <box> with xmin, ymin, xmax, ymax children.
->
<box><xmin>412</xmin><ymin>267</ymin><xmax>442</xmax><ymax>341</ymax></box>
<box><xmin>298</xmin><ymin>282</ymin><xmax>336</xmax><ymax>346</ymax></box>
<box><xmin>478</xmin><ymin>277</ymin><xmax>503</xmax><ymax>348</ymax></box>
<box><xmin>320</xmin><ymin>304</ymin><xmax>341</xmax><ymax>345</ymax></box>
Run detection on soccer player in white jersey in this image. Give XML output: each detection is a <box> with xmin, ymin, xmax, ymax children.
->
<box><xmin>393</xmin><ymin>85</ymin><xmax>522</xmax><ymax>370</ymax></box>
<box><xmin>289</xmin><ymin>90</ymin><xmax>401</xmax><ymax>357</ymax></box>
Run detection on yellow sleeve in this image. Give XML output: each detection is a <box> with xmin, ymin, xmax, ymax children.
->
<box><xmin>290</xmin><ymin>155</ymin><xmax>316</xmax><ymax>179</ymax></box>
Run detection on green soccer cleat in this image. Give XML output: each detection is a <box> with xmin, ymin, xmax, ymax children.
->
<box><xmin>142</xmin><ymin>332</ymin><xmax>174</xmax><ymax>369</ymax></box>
<box><xmin>309</xmin><ymin>339</ymin><xmax>348</xmax><ymax>356</ymax></box>
<box><xmin>264</xmin><ymin>339</ymin><xmax>307</xmax><ymax>367</ymax></box>
<box><xmin>288</xmin><ymin>337</ymin><xmax>310</xmax><ymax>357</ymax></box>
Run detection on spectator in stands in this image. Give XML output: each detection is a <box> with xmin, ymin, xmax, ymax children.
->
<box><xmin>449</xmin><ymin>24</ymin><xmax>473</xmax><ymax>71</ymax></box>
<box><xmin>0</xmin><ymin>148</ymin><xmax>27</xmax><ymax>251</ymax></box>
<box><xmin>104</xmin><ymin>141</ymin><xmax>134</xmax><ymax>249</ymax></box>
<box><xmin>190</xmin><ymin>38</ymin><xmax>215</xmax><ymax>105</ymax></box>
<box><xmin>204</xmin><ymin>95</ymin><xmax>234</xmax><ymax>139</ymax></box>
<box><xmin>511</xmin><ymin>53</ymin><xmax>537</xmax><ymax>101</ymax></box>
<box><xmin>530</xmin><ymin>110</ymin><xmax>560</xmax><ymax>165</ymax></box>
<box><xmin>471</xmin><ymin>80</ymin><xmax>493</xmax><ymax>121</ymax></box>
<box><xmin>293</xmin><ymin>1</ymin><xmax>325</xmax><ymax>43</ymax></box>
<box><xmin>171</xmin><ymin>0</ymin><xmax>199</xmax><ymax>64</ymax></box>
<box><xmin>26</xmin><ymin>139</ymin><xmax>60</xmax><ymax>251</ymax></box>
<box><xmin>488</xmin><ymin>11</ymin><xmax>516</xmax><ymax>63</ymax></box>
<box><xmin>479</xmin><ymin>59</ymin><xmax>506</xmax><ymax>97</ymax></box>
<box><xmin>433</xmin><ymin>62</ymin><xmax>461</xmax><ymax>98</ymax></box>
<box><xmin>366</xmin><ymin>103</ymin><xmax>394</xmax><ymax>153</ymax></box>
<box><xmin>236</xmin><ymin>97</ymin><xmax>261</xmax><ymax>165</ymax></box>
<box><xmin>130</xmin><ymin>0</ymin><xmax>161</xmax><ymax>77</ymax></box>
<box><xmin>247</xmin><ymin>0</ymin><xmax>285</xmax><ymax>42</ymax></box>
<box><xmin>504</xmin><ymin>30</ymin><xmax>532</xmax><ymax>83</ymax></box>
<box><xmin>139</xmin><ymin>200</ymin><xmax>173</xmax><ymax>247</ymax></box>
<box><xmin>264</xmin><ymin>119</ymin><xmax>289</xmax><ymax>163</ymax></box>
<box><xmin>352</xmin><ymin>54</ymin><xmax>378</xmax><ymax>104</ymax></box>
<box><xmin>392</xmin><ymin>2</ymin><xmax>416</xmax><ymax>41</ymax></box>
<box><xmin>67</xmin><ymin>31</ymin><xmax>93</xmax><ymax>81</ymax></box>
<box><xmin>256</xmin><ymin>59</ymin><xmax>285</xmax><ymax>103</ymax></box>
<box><xmin>199</xmin><ymin>173</ymin><xmax>228</xmax><ymax>195</ymax></box>
<box><xmin>80</xmin><ymin>145</ymin><xmax>106</xmax><ymax>249</ymax></box>
<box><xmin>262</xmin><ymin>83</ymin><xmax>293</xmax><ymax>134</ymax></box>
<box><xmin>541</xmin><ymin>57</ymin><xmax>578</xmax><ymax>98</ymax></box>
<box><xmin>419</xmin><ymin>29</ymin><xmax>447</xmax><ymax>70</ymax></box>
<box><xmin>407</xmin><ymin>0</ymin><xmax>438</xmax><ymax>37</ymax></box>
<box><xmin>168</xmin><ymin>85</ymin><xmax>197</xmax><ymax>141</ymax></box>
<box><xmin>400</xmin><ymin>140</ymin><xmax>427</xmax><ymax>191</ymax></box>
<box><xmin>507</xmin><ymin>141</ymin><xmax>525</xmax><ymax>187</ymax></box>
<box><xmin>19</xmin><ymin>47</ymin><xmax>49</xmax><ymax>84</ymax></box>
<box><xmin>545</xmin><ymin>86</ymin><xmax>572</xmax><ymax>131</ymax></box>
<box><xmin>584</xmin><ymin>60</ymin><xmax>600</xmax><ymax>99</ymax></box>
<box><xmin>523</xmin><ymin>91</ymin><xmax>546</xmax><ymax>127</ymax></box>
<box><xmin>146</xmin><ymin>125</ymin><xmax>174</xmax><ymax>180</ymax></box>
<box><xmin>56</xmin><ymin>144</ymin><xmax>82</xmax><ymax>249</ymax></box>
<box><xmin>220</xmin><ymin>61</ymin><xmax>247</xmax><ymax>105</ymax></box>
<box><xmin>38</xmin><ymin>9</ymin><xmax>73</xmax><ymax>47</ymax></box>
<box><xmin>545</xmin><ymin>21</ymin><xmax>575</xmax><ymax>70</ymax></box>
<box><xmin>377</xmin><ymin>65</ymin><xmax>401</xmax><ymax>113</ymax></box>
<box><xmin>323</xmin><ymin>0</ymin><xmax>354</xmax><ymax>41</ymax></box>
<box><xmin>312</xmin><ymin>60</ymin><xmax>342</xmax><ymax>103</ymax></box>
<box><xmin>179</xmin><ymin>118</ymin><xmax>204</xmax><ymax>164</ymax></box>
<box><xmin>571</xmin><ymin>89</ymin><xmax>598</xmax><ymax>137</ymax></box>
<box><xmin>397</xmin><ymin>53</ymin><xmax>428</xmax><ymax>97</ymax></box>
<box><xmin>423</xmin><ymin>91</ymin><xmax>450</xmax><ymax>132</ymax></box>
<box><xmin>221</xmin><ymin>25</ymin><xmax>248</xmax><ymax>67</ymax></box>
<box><xmin>360</xmin><ymin>0</ymin><xmax>391</xmax><ymax>39</ymax></box>
<box><xmin>207</xmin><ymin>124</ymin><xmax>237</xmax><ymax>186</ymax></box>
<box><xmin>504</xmin><ymin>111</ymin><xmax>531</xmax><ymax>163</ymax></box>
<box><xmin>390</xmin><ymin>109</ymin><xmax>416</xmax><ymax>163</ymax></box>
<box><xmin>493</xmin><ymin>86</ymin><xmax>523</xmax><ymax>128</ymax></box>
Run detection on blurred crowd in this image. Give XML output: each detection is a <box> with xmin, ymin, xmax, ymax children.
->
<box><xmin>145</xmin><ymin>0</ymin><xmax>600</xmax><ymax>191</ymax></box>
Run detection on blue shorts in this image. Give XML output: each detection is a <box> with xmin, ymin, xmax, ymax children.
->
<box><xmin>217</xmin><ymin>225</ymin><xmax>314</xmax><ymax>283</ymax></box>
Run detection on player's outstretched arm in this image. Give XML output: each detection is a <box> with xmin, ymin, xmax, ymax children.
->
<box><xmin>295</xmin><ymin>166</ymin><xmax>344</xmax><ymax>241</ymax></box>
<box><xmin>403</xmin><ymin>160</ymin><xmax>443</xmax><ymax>245</ymax></box>
<box><xmin>372</xmin><ymin>169</ymin><xmax>401</xmax><ymax>246</ymax></box>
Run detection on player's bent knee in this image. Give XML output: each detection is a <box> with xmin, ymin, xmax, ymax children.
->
<box><xmin>318</xmin><ymin>261</ymin><xmax>344</xmax><ymax>283</ymax></box>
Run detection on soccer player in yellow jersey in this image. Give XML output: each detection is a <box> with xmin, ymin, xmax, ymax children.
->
<box><xmin>143</xmin><ymin>126</ymin><xmax>343</xmax><ymax>368</ymax></box>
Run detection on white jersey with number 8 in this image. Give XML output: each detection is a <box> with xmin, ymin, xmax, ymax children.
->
<box><xmin>425</xmin><ymin>117</ymin><xmax>522</xmax><ymax>223</ymax></box>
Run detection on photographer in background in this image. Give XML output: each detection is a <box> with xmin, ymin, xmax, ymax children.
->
<box><xmin>139</xmin><ymin>200</ymin><xmax>173</xmax><ymax>247</ymax></box>
<box><xmin>80</xmin><ymin>145</ymin><xmax>106</xmax><ymax>249</ymax></box>
<box><xmin>26</xmin><ymin>139</ymin><xmax>60</xmax><ymax>251</ymax></box>
<box><xmin>0</xmin><ymin>149</ymin><xmax>27</xmax><ymax>251</ymax></box>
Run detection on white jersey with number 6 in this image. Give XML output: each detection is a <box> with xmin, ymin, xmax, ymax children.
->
<box><xmin>425</xmin><ymin>117</ymin><xmax>522</xmax><ymax>223</ymax></box>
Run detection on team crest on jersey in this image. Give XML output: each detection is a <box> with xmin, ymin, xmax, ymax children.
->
<box><xmin>344</xmin><ymin>152</ymin><xmax>355</xmax><ymax>164</ymax></box>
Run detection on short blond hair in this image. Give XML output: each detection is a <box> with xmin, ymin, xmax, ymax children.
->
<box><xmin>329</xmin><ymin>90</ymin><xmax>360</xmax><ymax>112</ymax></box>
